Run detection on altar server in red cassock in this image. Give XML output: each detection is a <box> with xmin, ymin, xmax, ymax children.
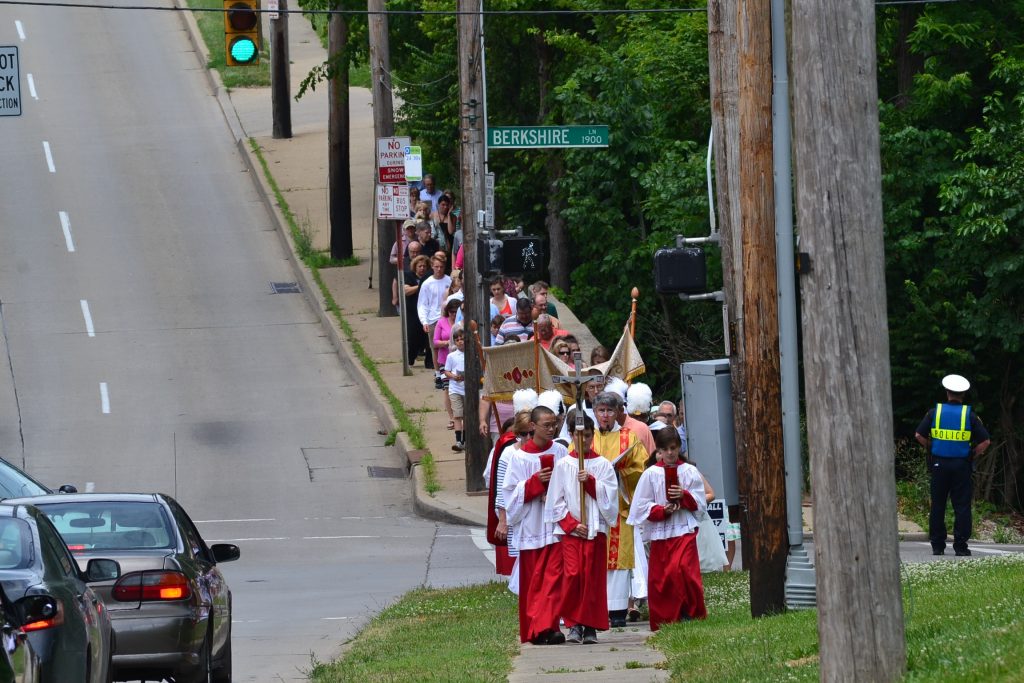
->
<box><xmin>627</xmin><ymin>427</ymin><xmax>707</xmax><ymax>630</ymax></box>
<box><xmin>503</xmin><ymin>406</ymin><xmax>569</xmax><ymax>644</ymax></box>
<box><xmin>544</xmin><ymin>416</ymin><xmax>619</xmax><ymax>644</ymax></box>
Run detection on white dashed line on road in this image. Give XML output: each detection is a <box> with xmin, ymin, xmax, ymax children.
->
<box><xmin>15</xmin><ymin>20</ymin><xmax>25</xmax><ymax>40</ymax></box>
<box><xmin>59</xmin><ymin>211</ymin><xmax>75</xmax><ymax>252</ymax></box>
<box><xmin>42</xmin><ymin>141</ymin><xmax>55</xmax><ymax>173</ymax></box>
<box><xmin>195</xmin><ymin>518</ymin><xmax>276</xmax><ymax>524</ymax></box>
<box><xmin>85</xmin><ymin>482</ymin><xmax>95</xmax><ymax>492</ymax></box>
<box><xmin>99</xmin><ymin>382</ymin><xmax>110</xmax><ymax>414</ymax></box>
<box><xmin>26</xmin><ymin>73</ymin><xmax>37</xmax><ymax>99</ymax></box>
<box><xmin>80</xmin><ymin>300</ymin><xmax>95</xmax><ymax>337</ymax></box>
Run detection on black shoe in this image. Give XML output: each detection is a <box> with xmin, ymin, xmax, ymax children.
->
<box><xmin>582</xmin><ymin>627</ymin><xmax>598</xmax><ymax>644</ymax></box>
<box><xmin>610</xmin><ymin>617</ymin><xmax>627</xmax><ymax>628</ymax></box>
<box><xmin>932</xmin><ymin>548</ymin><xmax>945</xmax><ymax>556</ymax></box>
<box><xmin>547</xmin><ymin>630</ymin><xmax>566</xmax><ymax>645</ymax></box>
<box><xmin>566</xmin><ymin>625</ymin><xmax>583</xmax><ymax>643</ymax></box>
<box><xmin>451</xmin><ymin>442</ymin><xmax>464</xmax><ymax>452</ymax></box>
<box><xmin>434</xmin><ymin>377</ymin><xmax>443</xmax><ymax>390</ymax></box>
<box><xmin>954</xmin><ymin>548</ymin><xmax>972</xmax><ymax>556</ymax></box>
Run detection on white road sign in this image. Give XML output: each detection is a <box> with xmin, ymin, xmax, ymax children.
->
<box><xmin>376</xmin><ymin>184</ymin><xmax>411</xmax><ymax>220</ymax></box>
<box><xmin>485</xmin><ymin>172</ymin><xmax>495</xmax><ymax>229</ymax></box>
<box><xmin>266</xmin><ymin>0</ymin><xmax>279</xmax><ymax>19</ymax></box>
<box><xmin>0</xmin><ymin>46</ymin><xmax>21</xmax><ymax>117</ymax></box>
<box><xmin>404</xmin><ymin>145</ymin><xmax>422</xmax><ymax>183</ymax></box>
<box><xmin>377</xmin><ymin>136</ymin><xmax>412</xmax><ymax>184</ymax></box>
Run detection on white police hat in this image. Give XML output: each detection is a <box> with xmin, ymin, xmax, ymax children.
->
<box><xmin>941</xmin><ymin>374</ymin><xmax>970</xmax><ymax>393</ymax></box>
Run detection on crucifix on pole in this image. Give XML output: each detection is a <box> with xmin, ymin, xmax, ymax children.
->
<box><xmin>553</xmin><ymin>351</ymin><xmax>605</xmax><ymax>527</ymax></box>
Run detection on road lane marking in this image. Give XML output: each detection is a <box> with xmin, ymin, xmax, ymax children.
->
<box><xmin>15</xmin><ymin>20</ymin><xmax>25</xmax><ymax>40</ymax></box>
<box><xmin>59</xmin><ymin>211</ymin><xmax>75</xmax><ymax>252</ymax></box>
<box><xmin>26</xmin><ymin>73</ymin><xmax>36</xmax><ymax>99</ymax></box>
<box><xmin>470</xmin><ymin>528</ymin><xmax>496</xmax><ymax>567</ymax></box>
<box><xmin>207</xmin><ymin>537</ymin><xmax>288</xmax><ymax>542</ymax></box>
<box><xmin>194</xmin><ymin>518</ymin><xmax>275</xmax><ymax>524</ymax></box>
<box><xmin>321</xmin><ymin>617</ymin><xmax>352</xmax><ymax>621</ymax></box>
<box><xmin>99</xmin><ymin>382</ymin><xmax>110</xmax><ymax>414</ymax></box>
<box><xmin>85</xmin><ymin>482</ymin><xmax>95</xmax><ymax>492</ymax></box>
<box><xmin>303</xmin><ymin>535</ymin><xmax>380</xmax><ymax>540</ymax></box>
<box><xmin>42</xmin><ymin>141</ymin><xmax>55</xmax><ymax>173</ymax></box>
<box><xmin>80</xmin><ymin>300</ymin><xmax>95</xmax><ymax>337</ymax></box>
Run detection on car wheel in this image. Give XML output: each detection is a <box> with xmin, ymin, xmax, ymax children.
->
<box><xmin>211</xmin><ymin>621</ymin><xmax>232</xmax><ymax>683</ymax></box>
<box><xmin>177</xmin><ymin>630</ymin><xmax>212</xmax><ymax>683</ymax></box>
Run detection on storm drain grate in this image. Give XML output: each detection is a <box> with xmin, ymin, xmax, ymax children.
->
<box><xmin>367</xmin><ymin>466</ymin><xmax>407</xmax><ymax>479</ymax></box>
<box><xmin>271</xmin><ymin>282</ymin><xmax>301</xmax><ymax>294</ymax></box>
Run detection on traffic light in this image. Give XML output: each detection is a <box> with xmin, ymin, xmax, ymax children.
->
<box><xmin>224</xmin><ymin>0</ymin><xmax>260</xmax><ymax>67</ymax></box>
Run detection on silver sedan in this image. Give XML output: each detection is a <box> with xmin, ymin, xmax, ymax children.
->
<box><xmin>7</xmin><ymin>493</ymin><xmax>239</xmax><ymax>683</ymax></box>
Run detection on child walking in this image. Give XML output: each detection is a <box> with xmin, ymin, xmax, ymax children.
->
<box><xmin>544</xmin><ymin>415</ymin><xmax>618</xmax><ymax>644</ymax></box>
<box><xmin>443</xmin><ymin>328</ymin><xmax>466</xmax><ymax>451</ymax></box>
<box><xmin>627</xmin><ymin>427</ymin><xmax>707</xmax><ymax>630</ymax></box>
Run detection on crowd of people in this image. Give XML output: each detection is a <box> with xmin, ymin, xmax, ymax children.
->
<box><xmin>390</xmin><ymin>178</ymin><xmax>736</xmax><ymax>641</ymax></box>
<box><xmin>484</xmin><ymin>376</ymin><xmax>739</xmax><ymax>645</ymax></box>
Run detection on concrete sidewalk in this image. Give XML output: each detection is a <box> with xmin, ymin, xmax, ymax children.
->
<box><xmin>176</xmin><ymin>7</ymin><xmax>925</xmax><ymax>680</ymax></box>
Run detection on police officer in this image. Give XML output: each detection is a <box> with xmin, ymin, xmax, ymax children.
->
<box><xmin>914</xmin><ymin>374</ymin><xmax>991</xmax><ymax>556</ymax></box>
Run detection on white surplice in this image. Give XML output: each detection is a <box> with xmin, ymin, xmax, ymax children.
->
<box><xmin>502</xmin><ymin>441</ymin><xmax>569</xmax><ymax>551</ymax></box>
<box><xmin>543</xmin><ymin>453</ymin><xmax>619</xmax><ymax>539</ymax></box>
<box><xmin>626</xmin><ymin>463</ymin><xmax>707</xmax><ymax>541</ymax></box>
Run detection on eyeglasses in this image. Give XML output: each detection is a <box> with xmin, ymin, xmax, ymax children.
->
<box><xmin>557</xmin><ymin>350</ymin><xmax>571</xmax><ymax>356</ymax></box>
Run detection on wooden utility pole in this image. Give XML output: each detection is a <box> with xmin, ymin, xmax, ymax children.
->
<box><xmin>369</xmin><ymin>0</ymin><xmax>396</xmax><ymax>316</ymax></box>
<box><xmin>270</xmin><ymin>0</ymin><xmax>291</xmax><ymax>139</ymax></box>
<box><xmin>706</xmin><ymin>0</ymin><xmax>744</xmax><ymax>473</ymax></box>
<box><xmin>735</xmin><ymin>0</ymin><xmax>787</xmax><ymax>617</ymax></box>
<box><xmin>791</xmin><ymin>1</ymin><xmax>906</xmax><ymax>679</ymax></box>
<box><xmin>328</xmin><ymin>4</ymin><xmax>353</xmax><ymax>260</ymax></box>
<box><xmin>457</xmin><ymin>0</ymin><xmax>487</xmax><ymax>492</ymax></box>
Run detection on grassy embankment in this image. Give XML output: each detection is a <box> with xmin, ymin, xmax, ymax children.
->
<box><xmin>311</xmin><ymin>556</ymin><xmax>1024</xmax><ymax>682</ymax></box>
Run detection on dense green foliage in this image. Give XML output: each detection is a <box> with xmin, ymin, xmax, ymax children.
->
<box><xmin>377</xmin><ymin>1</ymin><xmax>1021</xmax><ymax>509</ymax></box>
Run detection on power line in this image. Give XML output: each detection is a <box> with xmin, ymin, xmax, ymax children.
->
<box><xmin>0</xmin><ymin>0</ymin><xmax>977</xmax><ymax>14</ymax></box>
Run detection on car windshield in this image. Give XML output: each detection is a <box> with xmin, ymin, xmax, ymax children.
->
<box><xmin>0</xmin><ymin>518</ymin><xmax>34</xmax><ymax>569</ymax></box>
<box><xmin>36</xmin><ymin>501</ymin><xmax>175</xmax><ymax>552</ymax></box>
<box><xmin>0</xmin><ymin>460</ymin><xmax>49</xmax><ymax>499</ymax></box>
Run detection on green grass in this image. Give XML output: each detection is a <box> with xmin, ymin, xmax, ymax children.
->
<box><xmin>248</xmin><ymin>138</ymin><xmax>440</xmax><ymax>494</ymax></box>
<box><xmin>186</xmin><ymin>0</ymin><xmax>271</xmax><ymax>88</ymax></box>
<box><xmin>308</xmin><ymin>583</ymin><xmax>518</xmax><ymax>682</ymax></box>
<box><xmin>652</xmin><ymin>556</ymin><xmax>1024</xmax><ymax>682</ymax></box>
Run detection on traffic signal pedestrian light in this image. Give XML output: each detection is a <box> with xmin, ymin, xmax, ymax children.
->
<box><xmin>224</xmin><ymin>0</ymin><xmax>260</xmax><ymax>67</ymax></box>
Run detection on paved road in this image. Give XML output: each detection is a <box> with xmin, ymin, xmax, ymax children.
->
<box><xmin>0</xmin><ymin>3</ymin><xmax>492</xmax><ymax>680</ymax></box>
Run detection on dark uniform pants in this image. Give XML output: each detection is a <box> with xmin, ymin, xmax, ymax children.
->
<box><xmin>929</xmin><ymin>456</ymin><xmax>972</xmax><ymax>552</ymax></box>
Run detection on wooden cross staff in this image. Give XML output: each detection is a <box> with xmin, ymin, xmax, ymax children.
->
<box><xmin>553</xmin><ymin>351</ymin><xmax>605</xmax><ymax>527</ymax></box>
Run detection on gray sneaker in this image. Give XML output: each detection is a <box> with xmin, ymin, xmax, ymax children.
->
<box><xmin>582</xmin><ymin>627</ymin><xmax>598</xmax><ymax>644</ymax></box>
<box><xmin>566</xmin><ymin>625</ymin><xmax>584</xmax><ymax>643</ymax></box>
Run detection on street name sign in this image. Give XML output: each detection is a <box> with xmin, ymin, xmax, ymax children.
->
<box><xmin>377</xmin><ymin>136</ymin><xmax>412</xmax><ymax>183</ymax></box>
<box><xmin>376</xmin><ymin>183</ymin><xmax>411</xmax><ymax>220</ymax></box>
<box><xmin>0</xmin><ymin>46</ymin><xmax>21</xmax><ymax>117</ymax></box>
<box><xmin>488</xmin><ymin>125</ymin><xmax>608</xmax><ymax>149</ymax></box>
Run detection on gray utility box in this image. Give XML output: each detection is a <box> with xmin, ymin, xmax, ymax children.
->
<box><xmin>681</xmin><ymin>359</ymin><xmax>738</xmax><ymax>505</ymax></box>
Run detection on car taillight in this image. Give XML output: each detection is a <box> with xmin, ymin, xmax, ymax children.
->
<box><xmin>67</xmin><ymin>544</ymin><xmax>87</xmax><ymax>551</ymax></box>
<box><xmin>20</xmin><ymin>604</ymin><xmax>64</xmax><ymax>632</ymax></box>
<box><xmin>112</xmin><ymin>571</ymin><xmax>192</xmax><ymax>602</ymax></box>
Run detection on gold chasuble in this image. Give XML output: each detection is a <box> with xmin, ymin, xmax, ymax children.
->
<box><xmin>592</xmin><ymin>427</ymin><xmax>648</xmax><ymax>570</ymax></box>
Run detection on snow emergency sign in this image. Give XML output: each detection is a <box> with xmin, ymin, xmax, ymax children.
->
<box><xmin>0</xmin><ymin>46</ymin><xmax>21</xmax><ymax>117</ymax></box>
<box><xmin>377</xmin><ymin>136</ymin><xmax>411</xmax><ymax>184</ymax></box>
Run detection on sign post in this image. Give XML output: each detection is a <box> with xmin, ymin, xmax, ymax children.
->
<box><xmin>0</xmin><ymin>46</ymin><xmax>21</xmax><ymax>117</ymax></box>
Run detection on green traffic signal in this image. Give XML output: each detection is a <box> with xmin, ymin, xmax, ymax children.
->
<box><xmin>229</xmin><ymin>36</ymin><xmax>258</xmax><ymax>65</ymax></box>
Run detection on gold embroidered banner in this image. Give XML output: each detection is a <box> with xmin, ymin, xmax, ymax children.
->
<box><xmin>482</xmin><ymin>340</ymin><xmax>574</xmax><ymax>402</ymax></box>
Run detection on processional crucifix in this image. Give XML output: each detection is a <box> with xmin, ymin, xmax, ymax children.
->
<box><xmin>552</xmin><ymin>352</ymin><xmax>605</xmax><ymax>527</ymax></box>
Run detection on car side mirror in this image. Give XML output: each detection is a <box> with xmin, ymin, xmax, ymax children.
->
<box><xmin>14</xmin><ymin>594</ymin><xmax>59</xmax><ymax>628</ymax></box>
<box><xmin>210</xmin><ymin>544</ymin><xmax>240</xmax><ymax>563</ymax></box>
<box><xmin>84</xmin><ymin>558</ymin><xmax>121</xmax><ymax>582</ymax></box>
<box><xmin>58</xmin><ymin>484</ymin><xmax>78</xmax><ymax>493</ymax></box>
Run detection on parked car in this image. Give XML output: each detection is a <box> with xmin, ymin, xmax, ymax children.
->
<box><xmin>0</xmin><ymin>458</ymin><xmax>76</xmax><ymax>500</ymax></box>
<box><xmin>0</xmin><ymin>503</ymin><xmax>118</xmax><ymax>683</ymax></box>
<box><xmin>6</xmin><ymin>494</ymin><xmax>239</xmax><ymax>683</ymax></box>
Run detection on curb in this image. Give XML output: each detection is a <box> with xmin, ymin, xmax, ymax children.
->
<box><xmin>174</xmin><ymin>4</ymin><xmax>482</xmax><ymax>529</ymax></box>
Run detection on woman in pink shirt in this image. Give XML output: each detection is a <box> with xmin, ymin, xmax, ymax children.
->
<box><xmin>434</xmin><ymin>296</ymin><xmax>461</xmax><ymax>429</ymax></box>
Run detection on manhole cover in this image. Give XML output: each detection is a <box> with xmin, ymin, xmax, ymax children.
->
<box><xmin>367</xmin><ymin>466</ymin><xmax>407</xmax><ymax>479</ymax></box>
<box><xmin>271</xmin><ymin>282</ymin><xmax>301</xmax><ymax>294</ymax></box>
